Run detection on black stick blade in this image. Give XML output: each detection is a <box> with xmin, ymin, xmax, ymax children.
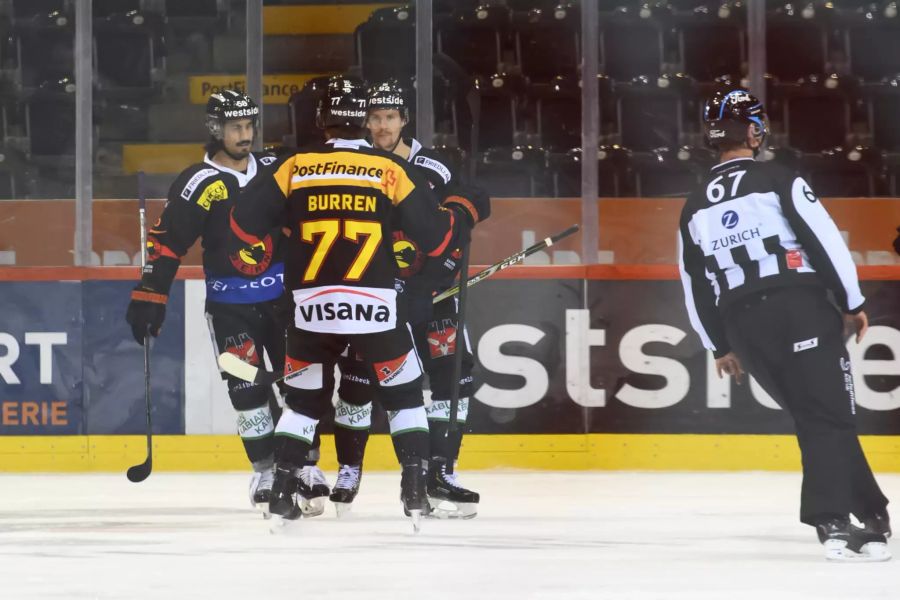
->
<box><xmin>126</xmin><ymin>457</ymin><xmax>152</xmax><ymax>483</ymax></box>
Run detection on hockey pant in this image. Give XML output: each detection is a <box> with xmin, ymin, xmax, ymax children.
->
<box><xmin>723</xmin><ymin>286</ymin><xmax>889</xmax><ymax>526</ymax></box>
<box><xmin>206</xmin><ymin>299</ymin><xmax>320</xmax><ymax>469</ymax></box>
<box><xmin>274</xmin><ymin>324</ymin><xmax>429</xmax><ymax>469</ymax></box>
<box><xmin>335</xmin><ymin>297</ymin><xmax>474</xmax><ymax>465</ymax></box>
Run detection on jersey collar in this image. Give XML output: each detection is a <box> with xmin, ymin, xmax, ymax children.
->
<box><xmin>406</xmin><ymin>137</ymin><xmax>423</xmax><ymax>162</ymax></box>
<box><xmin>326</xmin><ymin>138</ymin><xmax>372</xmax><ymax>148</ymax></box>
<box><xmin>204</xmin><ymin>152</ymin><xmax>257</xmax><ymax>188</ymax></box>
<box><xmin>711</xmin><ymin>157</ymin><xmax>755</xmax><ymax>172</ymax></box>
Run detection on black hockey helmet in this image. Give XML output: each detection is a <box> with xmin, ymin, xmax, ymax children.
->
<box><xmin>316</xmin><ymin>76</ymin><xmax>368</xmax><ymax>130</ymax></box>
<box><xmin>702</xmin><ymin>89</ymin><xmax>768</xmax><ymax>150</ymax></box>
<box><xmin>205</xmin><ymin>89</ymin><xmax>259</xmax><ymax>140</ymax></box>
<box><xmin>366</xmin><ymin>79</ymin><xmax>409</xmax><ymax>122</ymax></box>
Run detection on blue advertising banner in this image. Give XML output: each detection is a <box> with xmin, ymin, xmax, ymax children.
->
<box><xmin>0</xmin><ymin>282</ymin><xmax>84</xmax><ymax>434</ymax></box>
<box><xmin>0</xmin><ymin>280</ymin><xmax>185</xmax><ymax>435</ymax></box>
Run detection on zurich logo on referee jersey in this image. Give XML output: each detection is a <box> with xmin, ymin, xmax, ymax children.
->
<box><xmin>721</xmin><ymin>210</ymin><xmax>739</xmax><ymax>229</ymax></box>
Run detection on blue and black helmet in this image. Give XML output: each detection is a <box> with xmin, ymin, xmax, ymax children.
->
<box><xmin>702</xmin><ymin>89</ymin><xmax>768</xmax><ymax>149</ymax></box>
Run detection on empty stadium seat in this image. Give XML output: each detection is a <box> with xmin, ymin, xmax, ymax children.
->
<box><xmin>600</xmin><ymin>6</ymin><xmax>667</xmax><ymax>81</ymax></box>
<box><xmin>476</xmin><ymin>145</ymin><xmax>549</xmax><ymax>197</ymax></box>
<box><xmin>766</xmin><ymin>4</ymin><xmax>828</xmax><ymax>81</ymax></box>
<box><xmin>15</xmin><ymin>10</ymin><xmax>73</xmax><ymax>88</ymax></box>
<box><xmin>513</xmin><ymin>2</ymin><xmax>579</xmax><ymax>81</ymax></box>
<box><xmin>438</xmin><ymin>4</ymin><xmax>511</xmax><ymax>77</ymax></box>
<box><xmin>25</xmin><ymin>77</ymin><xmax>76</xmax><ymax>157</ymax></box>
<box><xmin>676</xmin><ymin>5</ymin><xmax>745</xmax><ymax>82</ymax></box>
<box><xmin>94</xmin><ymin>0</ymin><xmax>140</xmax><ymax>18</ymax></box>
<box><xmin>843</xmin><ymin>4</ymin><xmax>900</xmax><ymax>81</ymax></box>
<box><xmin>356</xmin><ymin>5</ymin><xmax>416</xmax><ymax>82</ymax></box>
<box><xmin>471</xmin><ymin>73</ymin><xmax>528</xmax><ymax>151</ymax></box>
<box><xmin>11</xmin><ymin>0</ymin><xmax>65</xmax><ymax>20</ymax></box>
<box><xmin>615</xmin><ymin>73</ymin><xmax>698</xmax><ymax>152</ymax></box>
<box><xmin>630</xmin><ymin>146</ymin><xmax>711</xmax><ymax>197</ymax></box>
<box><xmin>867</xmin><ymin>76</ymin><xmax>900</xmax><ymax>152</ymax></box>
<box><xmin>164</xmin><ymin>0</ymin><xmax>219</xmax><ymax>18</ymax></box>
<box><xmin>799</xmin><ymin>146</ymin><xmax>883</xmax><ymax>197</ymax></box>
<box><xmin>532</xmin><ymin>74</ymin><xmax>613</xmax><ymax>152</ymax></box>
<box><xmin>775</xmin><ymin>74</ymin><xmax>855</xmax><ymax>152</ymax></box>
<box><xmin>549</xmin><ymin>145</ymin><xmax>632</xmax><ymax>197</ymax></box>
<box><xmin>95</xmin><ymin>11</ymin><xmax>164</xmax><ymax>90</ymax></box>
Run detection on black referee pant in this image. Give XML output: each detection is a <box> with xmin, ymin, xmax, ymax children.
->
<box><xmin>723</xmin><ymin>285</ymin><xmax>889</xmax><ymax>526</ymax></box>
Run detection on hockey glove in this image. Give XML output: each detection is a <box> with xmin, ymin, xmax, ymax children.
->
<box><xmin>893</xmin><ymin>227</ymin><xmax>900</xmax><ymax>256</ymax></box>
<box><xmin>126</xmin><ymin>287</ymin><xmax>168</xmax><ymax>345</ymax></box>
<box><xmin>442</xmin><ymin>184</ymin><xmax>491</xmax><ymax>227</ymax></box>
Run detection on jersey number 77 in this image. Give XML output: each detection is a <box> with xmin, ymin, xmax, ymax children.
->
<box><xmin>301</xmin><ymin>219</ymin><xmax>382</xmax><ymax>282</ymax></box>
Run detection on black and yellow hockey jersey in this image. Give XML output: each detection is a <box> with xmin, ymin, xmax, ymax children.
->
<box><xmin>231</xmin><ymin>138</ymin><xmax>469</xmax><ymax>334</ymax></box>
<box><xmin>143</xmin><ymin>152</ymin><xmax>286</xmax><ymax>304</ymax></box>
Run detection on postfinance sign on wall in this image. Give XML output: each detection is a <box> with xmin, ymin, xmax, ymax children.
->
<box><xmin>189</xmin><ymin>74</ymin><xmax>329</xmax><ymax>105</ymax></box>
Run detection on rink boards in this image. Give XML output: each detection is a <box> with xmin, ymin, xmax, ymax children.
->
<box><xmin>1</xmin><ymin>265</ymin><xmax>900</xmax><ymax>472</ymax></box>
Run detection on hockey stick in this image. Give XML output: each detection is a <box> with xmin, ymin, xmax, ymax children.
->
<box><xmin>432</xmin><ymin>224</ymin><xmax>580</xmax><ymax>304</ymax></box>
<box><xmin>446</xmin><ymin>239</ymin><xmax>471</xmax><ymax>474</ymax></box>
<box><xmin>219</xmin><ymin>224</ymin><xmax>583</xmax><ymax>387</ymax></box>
<box><xmin>127</xmin><ymin>171</ymin><xmax>154</xmax><ymax>483</ymax></box>
<box><xmin>218</xmin><ymin>351</ymin><xmax>286</xmax><ymax>386</ymax></box>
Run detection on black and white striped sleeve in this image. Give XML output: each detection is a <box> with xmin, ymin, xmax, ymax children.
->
<box><xmin>678</xmin><ymin>213</ymin><xmax>731</xmax><ymax>358</ymax></box>
<box><xmin>780</xmin><ymin>176</ymin><xmax>865</xmax><ymax>314</ymax></box>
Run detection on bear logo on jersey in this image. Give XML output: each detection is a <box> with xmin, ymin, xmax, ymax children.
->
<box><xmin>392</xmin><ymin>230</ymin><xmax>424</xmax><ymax>277</ymax></box>
<box><xmin>228</xmin><ymin>233</ymin><xmax>274</xmax><ymax>277</ymax></box>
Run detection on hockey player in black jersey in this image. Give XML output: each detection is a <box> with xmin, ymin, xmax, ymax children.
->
<box><xmin>328</xmin><ymin>80</ymin><xmax>483</xmax><ymax>519</ymax></box>
<box><xmin>124</xmin><ymin>90</ymin><xmax>329</xmax><ymax>515</ymax></box>
<box><xmin>228</xmin><ymin>76</ymin><xmax>489</xmax><ymax>529</ymax></box>
<box><xmin>679</xmin><ymin>89</ymin><xmax>891</xmax><ymax>561</ymax></box>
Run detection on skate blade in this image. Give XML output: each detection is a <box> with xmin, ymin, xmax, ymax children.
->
<box><xmin>408</xmin><ymin>509</ymin><xmax>423</xmax><ymax>534</ymax></box>
<box><xmin>427</xmin><ymin>498</ymin><xmax>478</xmax><ymax>520</ymax></box>
<box><xmin>299</xmin><ymin>496</ymin><xmax>326</xmax><ymax>518</ymax></box>
<box><xmin>824</xmin><ymin>540</ymin><xmax>892</xmax><ymax>562</ymax></box>
<box><xmin>333</xmin><ymin>502</ymin><xmax>353</xmax><ymax>518</ymax></box>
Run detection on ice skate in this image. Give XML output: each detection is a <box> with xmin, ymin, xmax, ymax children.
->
<box><xmin>329</xmin><ymin>464</ymin><xmax>362</xmax><ymax>518</ymax></box>
<box><xmin>248</xmin><ymin>466</ymin><xmax>275</xmax><ymax>519</ymax></box>
<box><xmin>296</xmin><ymin>465</ymin><xmax>330</xmax><ymax>518</ymax></box>
<box><xmin>816</xmin><ymin>516</ymin><xmax>891</xmax><ymax>562</ymax></box>
<box><xmin>427</xmin><ymin>458</ymin><xmax>479</xmax><ymax>519</ymax></box>
<box><xmin>401</xmin><ymin>460</ymin><xmax>430</xmax><ymax>533</ymax></box>
<box><xmin>859</xmin><ymin>509</ymin><xmax>892</xmax><ymax>539</ymax></box>
<box><xmin>268</xmin><ymin>465</ymin><xmax>303</xmax><ymax>522</ymax></box>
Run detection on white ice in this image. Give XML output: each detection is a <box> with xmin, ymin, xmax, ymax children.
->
<box><xmin>0</xmin><ymin>471</ymin><xmax>897</xmax><ymax>599</ymax></box>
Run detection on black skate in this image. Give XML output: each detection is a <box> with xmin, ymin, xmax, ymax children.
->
<box><xmin>427</xmin><ymin>458</ymin><xmax>479</xmax><ymax>519</ymax></box>
<box><xmin>248</xmin><ymin>466</ymin><xmax>275</xmax><ymax>519</ymax></box>
<box><xmin>859</xmin><ymin>509</ymin><xmax>892</xmax><ymax>539</ymax></box>
<box><xmin>400</xmin><ymin>460</ymin><xmax>431</xmax><ymax>533</ymax></box>
<box><xmin>816</xmin><ymin>516</ymin><xmax>891</xmax><ymax>562</ymax></box>
<box><xmin>295</xmin><ymin>465</ymin><xmax>330</xmax><ymax>518</ymax></box>
<box><xmin>268</xmin><ymin>465</ymin><xmax>303</xmax><ymax>521</ymax></box>
<box><xmin>329</xmin><ymin>464</ymin><xmax>362</xmax><ymax>518</ymax></box>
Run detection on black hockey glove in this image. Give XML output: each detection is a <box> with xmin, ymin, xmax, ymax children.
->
<box><xmin>126</xmin><ymin>286</ymin><xmax>167</xmax><ymax>345</ymax></box>
<box><xmin>893</xmin><ymin>226</ymin><xmax>900</xmax><ymax>256</ymax></box>
<box><xmin>442</xmin><ymin>184</ymin><xmax>491</xmax><ymax>228</ymax></box>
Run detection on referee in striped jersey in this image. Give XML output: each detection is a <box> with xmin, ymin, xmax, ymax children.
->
<box><xmin>678</xmin><ymin>89</ymin><xmax>891</xmax><ymax>561</ymax></box>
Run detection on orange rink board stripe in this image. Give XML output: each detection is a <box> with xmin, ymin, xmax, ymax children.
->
<box><xmin>2</xmin><ymin>265</ymin><xmax>900</xmax><ymax>282</ymax></box>
<box><xmin>1</xmin><ymin>434</ymin><xmax>899</xmax><ymax>472</ymax></box>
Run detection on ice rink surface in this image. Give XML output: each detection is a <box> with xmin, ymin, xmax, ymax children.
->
<box><xmin>0</xmin><ymin>471</ymin><xmax>897</xmax><ymax>600</ymax></box>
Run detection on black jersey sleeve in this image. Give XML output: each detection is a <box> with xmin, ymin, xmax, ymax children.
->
<box><xmin>387</xmin><ymin>156</ymin><xmax>471</xmax><ymax>258</ymax></box>
<box><xmin>228</xmin><ymin>154</ymin><xmax>292</xmax><ymax>241</ymax></box>
<box><xmin>140</xmin><ymin>165</ymin><xmax>227</xmax><ymax>294</ymax></box>
<box><xmin>678</xmin><ymin>197</ymin><xmax>731</xmax><ymax>358</ymax></box>
<box><xmin>410</xmin><ymin>148</ymin><xmax>458</xmax><ymax>195</ymax></box>
<box><xmin>777</xmin><ymin>172</ymin><xmax>866</xmax><ymax>314</ymax></box>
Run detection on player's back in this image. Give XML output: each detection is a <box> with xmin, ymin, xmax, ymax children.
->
<box><xmin>681</xmin><ymin>157</ymin><xmax>824</xmax><ymax>310</ymax></box>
